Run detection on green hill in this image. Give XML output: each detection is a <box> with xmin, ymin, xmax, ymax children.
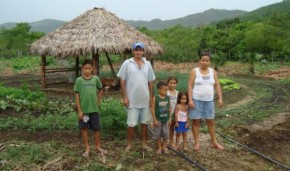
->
<box><xmin>127</xmin><ymin>9</ymin><xmax>247</xmax><ymax>30</ymax></box>
<box><xmin>241</xmin><ymin>0</ymin><xmax>290</xmax><ymax>21</ymax></box>
<box><xmin>0</xmin><ymin>19</ymin><xmax>66</xmax><ymax>33</ymax></box>
<box><xmin>29</xmin><ymin>19</ymin><xmax>67</xmax><ymax>33</ymax></box>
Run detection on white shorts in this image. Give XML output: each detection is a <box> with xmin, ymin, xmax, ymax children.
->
<box><xmin>126</xmin><ymin>108</ymin><xmax>150</xmax><ymax>127</ymax></box>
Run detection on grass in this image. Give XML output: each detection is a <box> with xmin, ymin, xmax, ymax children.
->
<box><xmin>155</xmin><ymin>71</ymin><xmax>189</xmax><ymax>92</ymax></box>
<box><xmin>0</xmin><ymin>140</ymin><xmax>77</xmax><ymax>171</ymax></box>
<box><xmin>216</xmin><ymin>77</ymin><xmax>288</xmax><ymax>136</ymax></box>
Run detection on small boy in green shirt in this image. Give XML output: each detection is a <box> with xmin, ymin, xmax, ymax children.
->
<box><xmin>151</xmin><ymin>81</ymin><xmax>171</xmax><ymax>154</ymax></box>
<box><xmin>74</xmin><ymin>59</ymin><xmax>107</xmax><ymax>157</ymax></box>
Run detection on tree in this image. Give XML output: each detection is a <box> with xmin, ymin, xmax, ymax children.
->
<box><xmin>0</xmin><ymin>23</ymin><xmax>45</xmax><ymax>57</ymax></box>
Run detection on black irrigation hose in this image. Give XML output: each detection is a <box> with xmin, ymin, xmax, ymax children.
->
<box><xmin>147</xmin><ymin>126</ymin><xmax>208</xmax><ymax>171</ymax></box>
<box><xmin>216</xmin><ymin>130</ymin><xmax>290</xmax><ymax>171</ymax></box>
<box><xmin>167</xmin><ymin>145</ymin><xmax>208</xmax><ymax>171</ymax></box>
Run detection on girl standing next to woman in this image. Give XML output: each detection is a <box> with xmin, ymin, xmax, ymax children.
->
<box><xmin>167</xmin><ymin>76</ymin><xmax>179</xmax><ymax>147</ymax></box>
<box><xmin>174</xmin><ymin>92</ymin><xmax>189</xmax><ymax>151</ymax></box>
<box><xmin>188</xmin><ymin>52</ymin><xmax>224</xmax><ymax>151</ymax></box>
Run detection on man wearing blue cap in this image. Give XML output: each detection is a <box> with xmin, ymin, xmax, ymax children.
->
<box><xmin>117</xmin><ymin>42</ymin><xmax>156</xmax><ymax>151</ymax></box>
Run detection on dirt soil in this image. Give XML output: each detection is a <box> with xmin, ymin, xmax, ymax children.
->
<box><xmin>0</xmin><ymin>61</ymin><xmax>290</xmax><ymax>170</ymax></box>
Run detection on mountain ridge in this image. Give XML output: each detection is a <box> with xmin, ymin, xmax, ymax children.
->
<box><xmin>0</xmin><ymin>9</ymin><xmax>247</xmax><ymax>33</ymax></box>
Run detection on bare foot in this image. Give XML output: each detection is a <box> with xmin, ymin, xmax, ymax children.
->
<box><xmin>156</xmin><ymin>149</ymin><xmax>162</xmax><ymax>154</ymax></box>
<box><xmin>96</xmin><ymin>147</ymin><xmax>108</xmax><ymax>154</ymax></box>
<box><xmin>183</xmin><ymin>146</ymin><xmax>188</xmax><ymax>151</ymax></box>
<box><xmin>211</xmin><ymin>143</ymin><xmax>224</xmax><ymax>150</ymax></box>
<box><xmin>142</xmin><ymin>145</ymin><xmax>152</xmax><ymax>152</ymax></box>
<box><xmin>163</xmin><ymin>147</ymin><xmax>169</xmax><ymax>154</ymax></box>
<box><xmin>169</xmin><ymin>144</ymin><xmax>177</xmax><ymax>150</ymax></box>
<box><xmin>82</xmin><ymin>151</ymin><xmax>89</xmax><ymax>158</ymax></box>
<box><xmin>193</xmin><ymin>143</ymin><xmax>200</xmax><ymax>151</ymax></box>
<box><xmin>125</xmin><ymin>145</ymin><xmax>132</xmax><ymax>152</ymax></box>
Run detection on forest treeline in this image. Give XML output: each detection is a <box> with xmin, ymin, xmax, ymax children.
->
<box><xmin>0</xmin><ymin>0</ymin><xmax>290</xmax><ymax>67</ymax></box>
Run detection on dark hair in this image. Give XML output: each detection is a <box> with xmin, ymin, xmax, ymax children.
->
<box><xmin>199</xmin><ymin>52</ymin><xmax>211</xmax><ymax>60</ymax></box>
<box><xmin>167</xmin><ymin>76</ymin><xmax>178</xmax><ymax>84</ymax></box>
<box><xmin>177</xmin><ymin>92</ymin><xmax>188</xmax><ymax>105</ymax></box>
<box><xmin>82</xmin><ymin>59</ymin><xmax>94</xmax><ymax>67</ymax></box>
<box><xmin>157</xmin><ymin>81</ymin><xmax>168</xmax><ymax>89</ymax></box>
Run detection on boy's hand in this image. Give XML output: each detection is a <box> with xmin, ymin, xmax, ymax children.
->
<box><xmin>175</xmin><ymin>122</ymin><xmax>179</xmax><ymax>128</ymax></box>
<box><xmin>78</xmin><ymin>112</ymin><xmax>84</xmax><ymax>120</ymax></box>
<box><xmin>153</xmin><ymin>120</ymin><xmax>159</xmax><ymax>127</ymax></box>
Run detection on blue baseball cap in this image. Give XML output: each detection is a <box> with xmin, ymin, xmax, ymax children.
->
<box><xmin>132</xmin><ymin>42</ymin><xmax>145</xmax><ymax>50</ymax></box>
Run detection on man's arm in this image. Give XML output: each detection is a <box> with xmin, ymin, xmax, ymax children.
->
<box><xmin>120</xmin><ymin>79</ymin><xmax>129</xmax><ymax>107</ymax></box>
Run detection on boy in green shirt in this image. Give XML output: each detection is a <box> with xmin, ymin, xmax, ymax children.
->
<box><xmin>151</xmin><ymin>81</ymin><xmax>171</xmax><ymax>154</ymax></box>
<box><xmin>74</xmin><ymin>59</ymin><xmax>107</xmax><ymax>157</ymax></box>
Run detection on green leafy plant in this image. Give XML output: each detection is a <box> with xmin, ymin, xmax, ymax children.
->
<box><xmin>100</xmin><ymin>98</ymin><xmax>127</xmax><ymax>138</ymax></box>
<box><xmin>219</xmin><ymin>78</ymin><xmax>241</xmax><ymax>91</ymax></box>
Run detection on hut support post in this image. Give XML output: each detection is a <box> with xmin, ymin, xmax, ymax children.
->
<box><xmin>150</xmin><ymin>58</ymin><xmax>154</xmax><ymax>69</ymax></box>
<box><xmin>75</xmin><ymin>56</ymin><xmax>79</xmax><ymax>78</ymax></box>
<box><xmin>105</xmin><ymin>52</ymin><xmax>117</xmax><ymax>79</ymax></box>
<box><xmin>41</xmin><ymin>55</ymin><xmax>46</xmax><ymax>88</ymax></box>
<box><xmin>92</xmin><ymin>53</ymin><xmax>99</xmax><ymax>76</ymax></box>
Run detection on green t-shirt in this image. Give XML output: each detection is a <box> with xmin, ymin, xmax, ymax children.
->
<box><xmin>74</xmin><ymin>75</ymin><xmax>103</xmax><ymax>113</ymax></box>
<box><xmin>155</xmin><ymin>95</ymin><xmax>170</xmax><ymax>122</ymax></box>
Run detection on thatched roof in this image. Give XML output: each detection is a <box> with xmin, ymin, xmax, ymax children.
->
<box><xmin>29</xmin><ymin>8</ymin><xmax>163</xmax><ymax>58</ymax></box>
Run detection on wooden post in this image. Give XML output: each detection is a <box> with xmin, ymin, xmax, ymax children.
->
<box><xmin>75</xmin><ymin>56</ymin><xmax>79</xmax><ymax>78</ymax></box>
<box><xmin>105</xmin><ymin>52</ymin><xmax>117</xmax><ymax>79</ymax></box>
<box><xmin>41</xmin><ymin>55</ymin><xmax>46</xmax><ymax>88</ymax></box>
<box><xmin>92</xmin><ymin>53</ymin><xmax>99</xmax><ymax>75</ymax></box>
<box><xmin>150</xmin><ymin>57</ymin><xmax>154</xmax><ymax>69</ymax></box>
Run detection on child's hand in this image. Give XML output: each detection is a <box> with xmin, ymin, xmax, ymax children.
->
<box><xmin>78</xmin><ymin>112</ymin><xmax>84</xmax><ymax>120</ymax></box>
<box><xmin>185</xmin><ymin>122</ymin><xmax>189</xmax><ymax>128</ymax></box>
<box><xmin>175</xmin><ymin>122</ymin><xmax>179</xmax><ymax>127</ymax></box>
<box><xmin>153</xmin><ymin>120</ymin><xmax>159</xmax><ymax>127</ymax></box>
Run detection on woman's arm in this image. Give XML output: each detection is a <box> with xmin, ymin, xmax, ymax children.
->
<box><xmin>213</xmin><ymin>70</ymin><xmax>223</xmax><ymax>108</ymax></box>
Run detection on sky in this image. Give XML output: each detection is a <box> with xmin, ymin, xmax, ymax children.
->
<box><xmin>0</xmin><ymin>0</ymin><xmax>283</xmax><ymax>24</ymax></box>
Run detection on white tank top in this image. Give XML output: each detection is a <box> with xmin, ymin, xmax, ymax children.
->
<box><xmin>192</xmin><ymin>67</ymin><xmax>215</xmax><ymax>101</ymax></box>
<box><xmin>167</xmin><ymin>90</ymin><xmax>178</xmax><ymax>114</ymax></box>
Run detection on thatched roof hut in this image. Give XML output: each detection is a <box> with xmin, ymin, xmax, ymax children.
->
<box><xmin>29</xmin><ymin>7</ymin><xmax>163</xmax><ymax>57</ymax></box>
<box><xmin>29</xmin><ymin>7</ymin><xmax>163</xmax><ymax>88</ymax></box>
